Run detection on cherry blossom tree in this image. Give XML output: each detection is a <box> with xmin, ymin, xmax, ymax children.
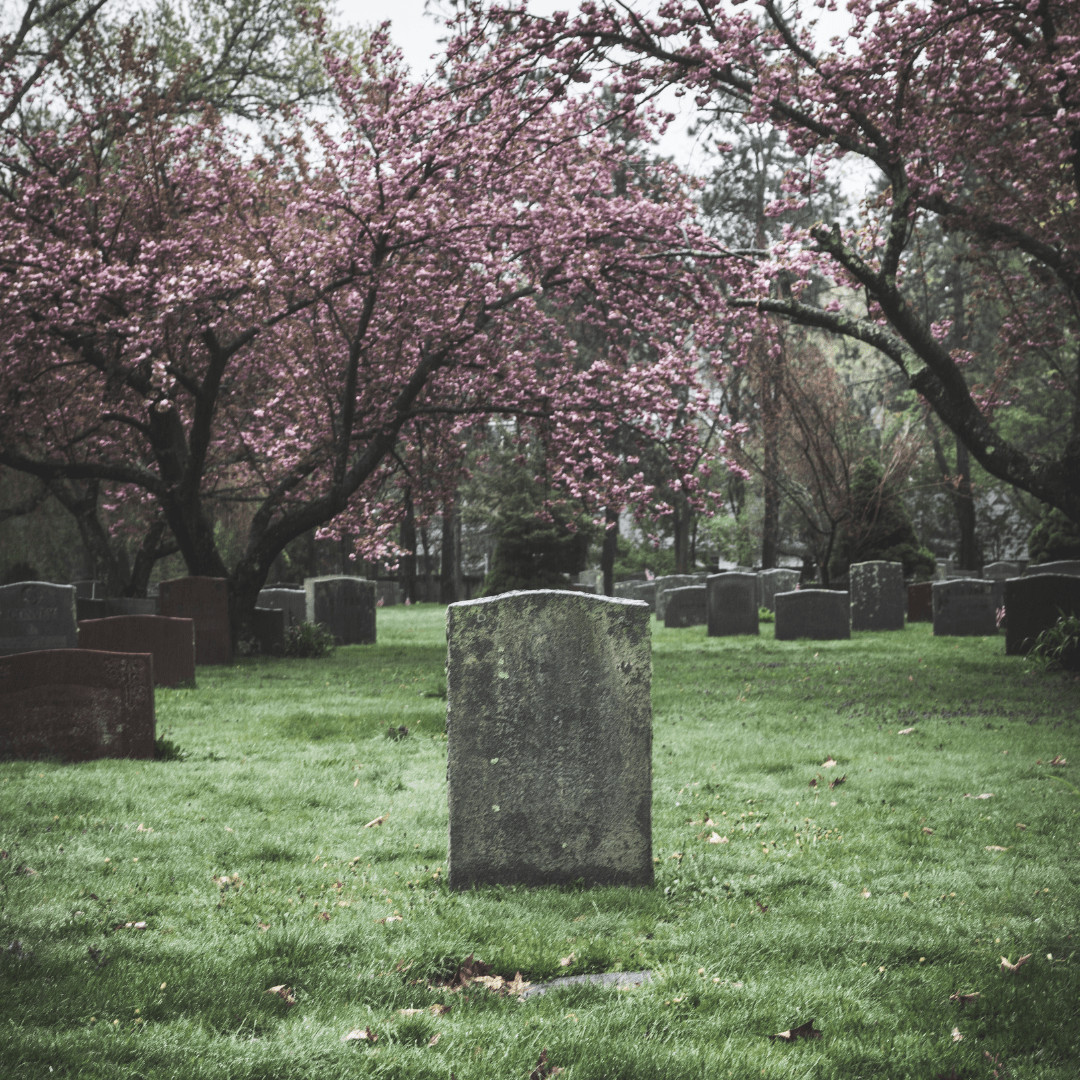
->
<box><xmin>487</xmin><ymin>0</ymin><xmax>1080</xmax><ymax>524</ymax></box>
<box><xmin>0</xmin><ymin>23</ymin><xmax>727</xmax><ymax>634</ymax></box>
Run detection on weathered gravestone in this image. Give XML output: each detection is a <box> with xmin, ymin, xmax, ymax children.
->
<box><xmin>446</xmin><ymin>590</ymin><xmax>652</xmax><ymax>888</ymax></box>
<box><xmin>664</xmin><ymin>585</ymin><xmax>707</xmax><ymax>628</ymax></box>
<box><xmin>614</xmin><ymin>580</ymin><xmax>656</xmax><ymax>612</ymax></box>
<box><xmin>932</xmin><ymin>579</ymin><xmax>998</xmax><ymax>636</ymax></box>
<box><xmin>106</xmin><ymin>598</ymin><xmax>159</xmax><ymax>617</ymax></box>
<box><xmin>758</xmin><ymin>569</ymin><xmax>800</xmax><ymax>613</ymax></box>
<box><xmin>774</xmin><ymin>589</ymin><xmax>850</xmax><ymax>640</ymax></box>
<box><xmin>0</xmin><ymin>648</ymin><xmax>154</xmax><ymax>760</ymax></box>
<box><xmin>257</xmin><ymin>588</ymin><xmax>306</xmax><ymax>628</ymax></box>
<box><xmin>983</xmin><ymin>561</ymin><xmax>1022</xmax><ymax>580</ymax></box>
<box><xmin>76</xmin><ymin>597</ymin><xmax>109</xmax><ymax>621</ymax></box>
<box><xmin>72</xmin><ymin>580</ymin><xmax>101</xmax><ymax>599</ymax></box>
<box><xmin>78</xmin><ymin>615</ymin><xmax>195</xmax><ymax>687</ymax></box>
<box><xmin>1023</xmin><ymin>560</ymin><xmax>1080</xmax><ymax>578</ymax></box>
<box><xmin>253</xmin><ymin>607</ymin><xmax>287</xmax><ymax>655</ymax></box>
<box><xmin>304</xmin><ymin>576</ymin><xmax>376</xmax><ymax>644</ymax></box>
<box><xmin>654</xmin><ymin>576</ymin><xmax>702</xmax><ymax>621</ymax></box>
<box><xmin>158</xmin><ymin>577</ymin><xmax>231</xmax><ymax>665</ymax></box>
<box><xmin>906</xmin><ymin>582</ymin><xmax>933</xmax><ymax>622</ymax></box>
<box><xmin>0</xmin><ymin>582</ymin><xmax>78</xmax><ymax>656</ymax></box>
<box><xmin>706</xmin><ymin>572</ymin><xmax>759</xmax><ymax>637</ymax></box>
<box><xmin>1005</xmin><ymin>575</ymin><xmax>1080</xmax><ymax>656</ymax></box>
<box><xmin>850</xmin><ymin>561</ymin><xmax>905</xmax><ymax>632</ymax></box>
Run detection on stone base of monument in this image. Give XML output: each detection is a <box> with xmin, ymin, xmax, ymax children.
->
<box><xmin>0</xmin><ymin>648</ymin><xmax>155</xmax><ymax>761</ymax></box>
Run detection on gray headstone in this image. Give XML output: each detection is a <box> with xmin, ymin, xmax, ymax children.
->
<box><xmin>707</xmin><ymin>572</ymin><xmax>759</xmax><ymax>636</ymax></box>
<box><xmin>653</xmin><ymin>576</ymin><xmax>701</xmax><ymax>621</ymax></box>
<box><xmin>932</xmin><ymin>579</ymin><xmax>997</xmax><ymax>637</ymax></box>
<box><xmin>446</xmin><ymin>590</ymin><xmax>652</xmax><ymax>889</ymax></box>
<box><xmin>774</xmin><ymin>589</ymin><xmax>850</xmax><ymax>640</ymax></box>
<box><xmin>663</xmin><ymin>585</ymin><xmax>706</xmax><ymax>628</ymax></box>
<box><xmin>757</xmin><ymin>569</ymin><xmax>800</xmax><ymax>612</ymax></box>
<box><xmin>614</xmin><ymin>580</ymin><xmax>656</xmax><ymax>612</ymax></box>
<box><xmin>1005</xmin><ymin>574</ymin><xmax>1080</xmax><ymax>655</ymax></box>
<box><xmin>850</xmin><ymin>561</ymin><xmax>905</xmax><ymax>632</ymax></box>
<box><xmin>1023</xmin><ymin>560</ymin><xmax>1080</xmax><ymax>578</ymax></box>
<box><xmin>106</xmin><ymin>597</ymin><xmax>159</xmax><ymax>617</ymax></box>
<box><xmin>304</xmin><ymin>576</ymin><xmax>376</xmax><ymax>644</ymax></box>
<box><xmin>257</xmin><ymin>588</ymin><xmax>306</xmax><ymax>627</ymax></box>
<box><xmin>71</xmin><ymin>580</ymin><xmax>101</xmax><ymax>599</ymax></box>
<box><xmin>983</xmin><ymin>561</ymin><xmax>1022</xmax><ymax>580</ymax></box>
<box><xmin>0</xmin><ymin>582</ymin><xmax>78</xmax><ymax>656</ymax></box>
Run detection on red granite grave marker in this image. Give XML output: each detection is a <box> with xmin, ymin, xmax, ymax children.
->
<box><xmin>78</xmin><ymin>615</ymin><xmax>195</xmax><ymax>687</ymax></box>
<box><xmin>158</xmin><ymin>576</ymin><xmax>231</xmax><ymax>665</ymax></box>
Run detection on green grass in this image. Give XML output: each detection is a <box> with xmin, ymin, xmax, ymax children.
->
<box><xmin>2</xmin><ymin>607</ymin><xmax>1078</xmax><ymax>1079</ymax></box>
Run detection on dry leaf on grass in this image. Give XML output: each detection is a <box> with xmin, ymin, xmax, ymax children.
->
<box><xmin>559</xmin><ymin>953</ymin><xmax>576</xmax><ymax>967</ymax></box>
<box><xmin>529</xmin><ymin>1049</ymin><xmax>564</xmax><ymax>1080</ymax></box>
<box><xmin>985</xmin><ymin>845</ymin><xmax>1010</xmax><ymax>852</ymax></box>
<box><xmin>822</xmin><ymin>757</ymin><xmax>837</xmax><ymax>768</ymax></box>
<box><xmin>18</xmin><ymin>865</ymin><xmax>38</xmax><ymax>876</ymax></box>
<box><xmin>317</xmin><ymin>911</ymin><xmax>331</xmax><ymax>922</ymax></box>
<box><xmin>963</xmin><ymin>793</ymin><xmax>994</xmax><ymax>800</ymax></box>
<box><xmin>951</xmin><ymin>1027</ymin><xmax>963</xmax><ymax>1042</ymax></box>
<box><xmin>398</xmin><ymin>1008</ymin><xmax>425</xmax><ymax>1017</ymax></box>
<box><xmin>266</xmin><ymin>984</ymin><xmax>296</xmax><ymax>1006</ymax></box>
<box><xmin>1000</xmin><ymin>954</ymin><xmax>1031</xmax><ymax>974</ymax></box>
<box><xmin>342</xmin><ymin>1026</ymin><xmax>376</xmax><ymax>1043</ymax></box>
<box><xmin>364</xmin><ymin>814</ymin><xmax>388</xmax><ymax>828</ymax></box>
<box><xmin>828</xmin><ymin>774</ymin><xmax>846</xmax><ymax>789</ymax></box>
<box><xmin>474</xmin><ymin>971</ymin><xmax>532</xmax><ymax>996</ymax></box>
<box><xmin>898</xmin><ymin>727</ymin><xmax>916</xmax><ymax>735</ymax></box>
<box><xmin>949</xmin><ymin>992</ymin><xmax>981</xmax><ymax>1007</ymax></box>
<box><xmin>769</xmin><ymin>1019</ymin><xmax>822</xmax><ymax>1042</ymax></box>
<box><xmin>376</xmin><ymin>915</ymin><xmax>402</xmax><ymax>924</ymax></box>
<box><xmin>257</xmin><ymin>923</ymin><xmax>270</xmax><ymax>931</ymax></box>
<box><xmin>427</xmin><ymin>1032</ymin><xmax>441</xmax><ymax>1047</ymax></box>
<box><xmin>755</xmin><ymin>900</ymin><xmax>769</xmax><ymax>913</ymax></box>
<box><xmin>923</xmin><ymin>827</ymin><xmax>935</xmax><ymax>835</ymax></box>
<box><xmin>430</xmin><ymin>1004</ymin><xmax>452</xmax><ymax>1016</ymax></box>
<box><xmin>1049</xmin><ymin>755</ymin><xmax>1067</xmax><ymax>766</ymax></box>
<box><xmin>701</xmin><ymin>831</ymin><xmax>728</xmax><ymax>844</ymax></box>
<box><xmin>861</xmin><ymin>888</ymin><xmax>871</xmax><ymax>899</ymax></box>
<box><xmin>808</xmin><ymin>778</ymin><xmax>818</xmax><ymax>788</ymax></box>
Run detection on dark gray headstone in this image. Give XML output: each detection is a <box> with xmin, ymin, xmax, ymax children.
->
<box><xmin>446</xmin><ymin>590</ymin><xmax>652</xmax><ymax>889</ymax></box>
<box><xmin>78</xmin><ymin>615</ymin><xmax>195</xmax><ymax>687</ymax></box>
<box><xmin>774</xmin><ymin>589</ymin><xmax>850</xmax><ymax>640</ymax></box>
<box><xmin>158</xmin><ymin>577</ymin><xmax>231</xmax><ymax>665</ymax></box>
<box><xmin>932</xmin><ymin>579</ymin><xmax>997</xmax><ymax>636</ymax></box>
<box><xmin>71</xmin><ymin>580</ymin><xmax>101</xmax><ymax>599</ymax></box>
<box><xmin>664</xmin><ymin>585</ymin><xmax>706</xmax><ymax>628</ymax></box>
<box><xmin>758</xmin><ymin>569</ymin><xmax>800</xmax><ymax>613</ymax></box>
<box><xmin>106</xmin><ymin>597</ymin><xmax>159</xmax><ymax>617</ymax></box>
<box><xmin>76</xmin><ymin>597</ymin><xmax>109</xmax><ymax>621</ymax></box>
<box><xmin>707</xmin><ymin>572</ymin><xmax>759</xmax><ymax>636</ymax></box>
<box><xmin>253</xmin><ymin>607</ymin><xmax>287</xmax><ymax>655</ymax></box>
<box><xmin>1023</xmin><ymin>560</ymin><xmax>1080</xmax><ymax>578</ymax></box>
<box><xmin>614</xmin><ymin>580</ymin><xmax>656</xmax><ymax>612</ymax></box>
<box><xmin>304</xmin><ymin>576</ymin><xmax>376</xmax><ymax>644</ymax></box>
<box><xmin>906</xmin><ymin>582</ymin><xmax>933</xmax><ymax>622</ymax></box>
<box><xmin>257</xmin><ymin>588</ymin><xmax>306</xmax><ymax>627</ymax></box>
<box><xmin>0</xmin><ymin>582</ymin><xmax>78</xmax><ymax>656</ymax></box>
<box><xmin>0</xmin><ymin>648</ymin><xmax>154</xmax><ymax>761</ymax></box>
<box><xmin>1005</xmin><ymin>574</ymin><xmax>1080</xmax><ymax>655</ymax></box>
<box><xmin>654</xmin><ymin>576</ymin><xmax>701</xmax><ymax>621</ymax></box>
<box><xmin>983</xmin><ymin>561</ymin><xmax>1022</xmax><ymax>580</ymax></box>
<box><xmin>850</xmin><ymin>561</ymin><xmax>905</xmax><ymax>631</ymax></box>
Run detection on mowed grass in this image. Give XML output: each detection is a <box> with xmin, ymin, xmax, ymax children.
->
<box><xmin>1</xmin><ymin>606</ymin><xmax>1078</xmax><ymax>1080</ymax></box>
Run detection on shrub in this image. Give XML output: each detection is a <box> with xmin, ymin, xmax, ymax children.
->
<box><xmin>1029</xmin><ymin>613</ymin><xmax>1080</xmax><ymax>672</ymax></box>
<box><xmin>1027</xmin><ymin>506</ymin><xmax>1080</xmax><ymax>564</ymax></box>
<box><xmin>284</xmin><ymin>621</ymin><xmax>335</xmax><ymax>658</ymax></box>
<box><xmin>758</xmin><ymin>606</ymin><xmax>775</xmax><ymax>624</ymax></box>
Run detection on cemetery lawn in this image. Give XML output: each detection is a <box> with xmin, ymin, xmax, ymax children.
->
<box><xmin>2</xmin><ymin>609</ymin><xmax>1079</xmax><ymax>1080</ymax></box>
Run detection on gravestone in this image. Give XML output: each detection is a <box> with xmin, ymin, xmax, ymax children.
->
<box><xmin>706</xmin><ymin>572</ymin><xmax>759</xmax><ymax>637</ymax></box>
<box><xmin>758</xmin><ymin>568</ymin><xmax>800</xmax><ymax>613</ymax></box>
<box><xmin>774</xmin><ymin>589</ymin><xmax>850</xmax><ymax>640</ymax></box>
<box><xmin>257</xmin><ymin>588</ymin><xmax>306</xmax><ymax>627</ymax></box>
<box><xmin>0</xmin><ymin>582</ymin><xmax>78</xmax><ymax>656</ymax></box>
<box><xmin>375</xmin><ymin>581</ymin><xmax>401</xmax><ymax>607</ymax></box>
<box><xmin>983</xmin><ymin>561</ymin><xmax>1022</xmax><ymax>580</ymax></box>
<box><xmin>107</xmin><ymin>597</ymin><xmax>158</xmax><ymax>617</ymax></box>
<box><xmin>446</xmin><ymin>590</ymin><xmax>652</xmax><ymax>889</ymax></box>
<box><xmin>78</xmin><ymin>615</ymin><xmax>195</xmax><ymax>687</ymax></box>
<box><xmin>1023</xmin><ymin>560</ymin><xmax>1080</xmax><ymax>578</ymax></box>
<box><xmin>304</xmin><ymin>576</ymin><xmax>376</xmax><ymax>644</ymax></box>
<box><xmin>849</xmin><ymin>561</ymin><xmax>905</xmax><ymax>632</ymax></box>
<box><xmin>653</xmin><ymin>575</ymin><xmax>701</xmax><ymax>621</ymax></box>
<box><xmin>1005</xmin><ymin>574</ymin><xmax>1080</xmax><ymax>655</ymax></box>
<box><xmin>76</xmin><ymin>597</ymin><xmax>109</xmax><ymax>621</ymax></box>
<box><xmin>253</xmin><ymin>607</ymin><xmax>288</xmax><ymax>656</ymax></box>
<box><xmin>71</xmin><ymin>580</ymin><xmax>101</xmax><ymax>599</ymax></box>
<box><xmin>906</xmin><ymin>582</ymin><xmax>933</xmax><ymax>622</ymax></box>
<box><xmin>932</xmin><ymin>579</ymin><xmax>998</xmax><ymax>637</ymax></box>
<box><xmin>158</xmin><ymin>576</ymin><xmax>231</xmax><ymax>665</ymax></box>
<box><xmin>664</xmin><ymin>585</ymin><xmax>707</xmax><ymax>628</ymax></box>
<box><xmin>0</xmin><ymin>648</ymin><xmax>154</xmax><ymax>761</ymax></box>
<box><xmin>614</xmin><ymin>580</ymin><xmax>656</xmax><ymax>612</ymax></box>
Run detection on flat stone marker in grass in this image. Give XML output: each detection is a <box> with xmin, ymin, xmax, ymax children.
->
<box><xmin>706</xmin><ymin>572</ymin><xmax>759</xmax><ymax>637</ymax></box>
<box><xmin>0</xmin><ymin>581</ymin><xmax>78</xmax><ymax>656</ymax></box>
<box><xmin>758</xmin><ymin>569</ymin><xmax>800</xmax><ymax>613</ymax></box>
<box><xmin>654</xmin><ymin>575</ymin><xmax>702</xmax><ymax>621</ymax></box>
<box><xmin>932</xmin><ymin>579</ymin><xmax>998</xmax><ymax>637</ymax></box>
<box><xmin>774</xmin><ymin>589</ymin><xmax>850</xmax><ymax>640</ymax></box>
<box><xmin>446</xmin><ymin>590</ymin><xmax>652</xmax><ymax>889</ymax></box>
<box><xmin>0</xmin><ymin>648</ymin><xmax>154</xmax><ymax>761</ymax></box>
<box><xmin>850</xmin><ymin>561</ymin><xmax>904</xmax><ymax>631</ymax></box>
<box><xmin>906</xmin><ymin>582</ymin><xmax>933</xmax><ymax>622</ymax></box>
<box><xmin>1022</xmin><ymin>560</ymin><xmax>1080</xmax><ymax>578</ymax></box>
<box><xmin>77</xmin><ymin>614</ymin><xmax>195</xmax><ymax>687</ymax></box>
<box><xmin>257</xmin><ymin>588</ymin><xmax>306</xmax><ymax>628</ymax></box>
<box><xmin>664</xmin><ymin>585</ymin><xmax>707</xmax><ymax>628</ymax></box>
<box><xmin>1005</xmin><ymin>574</ymin><xmax>1080</xmax><ymax>655</ymax></box>
<box><xmin>614</xmin><ymin>580</ymin><xmax>656</xmax><ymax>612</ymax></box>
<box><xmin>304</xmin><ymin>576</ymin><xmax>376</xmax><ymax>644</ymax></box>
<box><xmin>158</xmin><ymin>576</ymin><xmax>231</xmax><ymax>665</ymax></box>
